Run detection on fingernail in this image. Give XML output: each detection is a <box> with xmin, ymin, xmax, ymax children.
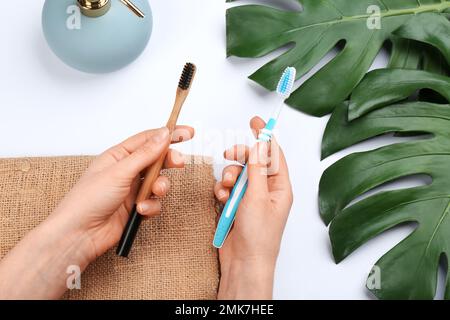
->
<box><xmin>223</xmin><ymin>172</ymin><xmax>233</xmax><ymax>183</ymax></box>
<box><xmin>259</xmin><ymin>141</ymin><xmax>268</xmax><ymax>152</ymax></box>
<box><xmin>137</xmin><ymin>202</ymin><xmax>149</xmax><ymax>213</ymax></box>
<box><xmin>152</xmin><ymin>127</ymin><xmax>169</xmax><ymax>143</ymax></box>
<box><xmin>249</xmin><ymin>142</ymin><xmax>268</xmax><ymax>166</ymax></box>
<box><xmin>159</xmin><ymin>180</ymin><xmax>168</xmax><ymax>193</ymax></box>
<box><xmin>172</xmin><ymin>150</ymin><xmax>186</xmax><ymax>166</ymax></box>
<box><xmin>217</xmin><ymin>189</ymin><xmax>228</xmax><ymax>200</ymax></box>
<box><xmin>258</xmin><ymin>142</ymin><xmax>269</xmax><ymax>158</ymax></box>
<box><xmin>224</xmin><ymin>148</ymin><xmax>234</xmax><ymax>159</ymax></box>
<box><xmin>173</xmin><ymin>128</ymin><xmax>192</xmax><ymax>143</ymax></box>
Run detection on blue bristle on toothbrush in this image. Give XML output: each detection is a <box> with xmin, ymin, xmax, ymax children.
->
<box><xmin>213</xmin><ymin>67</ymin><xmax>297</xmax><ymax>249</ymax></box>
<box><xmin>277</xmin><ymin>67</ymin><xmax>296</xmax><ymax>97</ymax></box>
<box><xmin>259</xmin><ymin>66</ymin><xmax>296</xmax><ymax>141</ymax></box>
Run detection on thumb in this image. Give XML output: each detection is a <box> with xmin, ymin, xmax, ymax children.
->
<box><xmin>246</xmin><ymin>141</ymin><xmax>269</xmax><ymax>195</ymax></box>
<box><xmin>111</xmin><ymin>127</ymin><xmax>170</xmax><ymax>181</ymax></box>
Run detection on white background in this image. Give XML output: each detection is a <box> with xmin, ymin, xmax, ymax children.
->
<box><xmin>0</xmin><ymin>0</ymin><xmax>444</xmax><ymax>299</ymax></box>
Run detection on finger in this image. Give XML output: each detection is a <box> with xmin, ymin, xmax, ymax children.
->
<box><xmin>224</xmin><ymin>145</ymin><xmax>250</xmax><ymax>165</ymax></box>
<box><xmin>171</xmin><ymin>126</ymin><xmax>195</xmax><ymax>144</ymax></box>
<box><xmin>247</xmin><ymin>142</ymin><xmax>269</xmax><ymax>195</ymax></box>
<box><xmin>267</xmin><ymin>139</ymin><xmax>293</xmax><ymax>212</ymax></box>
<box><xmin>214</xmin><ymin>182</ymin><xmax>230</xmax><ymax>203</ymax></box>
<box><xmin>222</xmin><ymin>165</ymin><xmax>243</xmax><ymax>188</ymax></box>
<box><xmin>151</xmin><ymin>176</ymin><xmax>170</xmax><ymax>197</ymax></box>
<box><xmin>164</xmin><ymin>149</ymin><xmax>186</xmax><ymax>169</ymax></box>
<box><xmin>112</xmin><ymin>127</ymin><xmax>170</xmax><ymax>181</ymax></box>
<box><xmin>100</xmin><ymin>126</ymin><xmax>194</xmax><ymax>164</ymax></box>
<box><xmin>250</xmin><ymin>116</ymin><xmax>266</xmax><ymax>139</ymax></box>
<box><xmin>124</xmin><ymin>175</ymin><xmax>141</xmax><ymax>213</ymax></box>
<box><xmin>137</xmin><ymin>199</ymin><xmax>162</xmax><ymax>217</ymax></box>
<box><xmin>267</xmin><ymin>138</ymin><xmax>289</xmax><ymax>180</ymax></box>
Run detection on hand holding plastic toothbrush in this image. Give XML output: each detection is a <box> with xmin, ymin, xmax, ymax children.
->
<box><xmin>214</xmin><ymin>116</ymin><xmax>294</xmax><ymax>299</ymax></box>
<box><xmin>213</xmin><ymin>67</ymin><xmax>296</xmax><ymax>299</ymax></box>
<box><xmin>213</xmin><ymin>67</ymin><xmax>296</xmax><ymax>249</ymax></box>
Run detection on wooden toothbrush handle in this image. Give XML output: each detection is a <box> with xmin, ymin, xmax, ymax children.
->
<box><xmin>135</xmin><ymin>151</ymin><xmax>167</xmax><ymax>203</ymax></box>
<box><xmin>135</xmin><ymin>91</ymin><xmax>187</xmax><ymax>203</ymax></box>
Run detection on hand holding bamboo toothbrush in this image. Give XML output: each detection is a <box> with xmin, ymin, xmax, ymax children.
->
<box><xmin>117</xmin><ymin>63</ymin><xmax>197</xmax><ymax>257</ymax></box>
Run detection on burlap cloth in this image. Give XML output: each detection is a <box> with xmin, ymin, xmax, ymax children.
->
<box><xmin>0</xmin><ymin>156</ymin><xmax>219</xmax><ymax>299</ymax></box>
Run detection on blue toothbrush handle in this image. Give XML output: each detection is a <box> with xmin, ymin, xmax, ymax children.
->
<box><xmin>213</xmin><ymin>118</ymin><xmax>277</xmax><ymax>248</ymax></box>
<box><xmin>213</xmin><ymin>165</ymin><xmax>248</xmax><ymax>248</ymax></box>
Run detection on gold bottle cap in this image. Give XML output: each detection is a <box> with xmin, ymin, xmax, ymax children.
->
<box><xmin>77</xmin><ymin>0</ymin><xmax>111</xmax><ymax>17</ymax></box>
<box><xmin>77</xmin><ymin>0</ymin><xmax>145</xmax><ymax>18</ymax></box>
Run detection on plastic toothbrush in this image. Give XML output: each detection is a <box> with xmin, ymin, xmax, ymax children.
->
<box><xmin>213</xmin><ymin>66</ymin><xmax>297</xmax><ymax>248</ymax></box>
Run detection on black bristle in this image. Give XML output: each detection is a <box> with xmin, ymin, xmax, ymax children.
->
<box><xmin>178</xmin><ymin>63</ymin><xmax>196</xmax><ymax>90</ymax></box>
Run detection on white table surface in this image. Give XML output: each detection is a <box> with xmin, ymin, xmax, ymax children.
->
<box><xmin>1</xmin><ymin>0</ymin><xmax>445</xmax><ymax>299</ymax></box>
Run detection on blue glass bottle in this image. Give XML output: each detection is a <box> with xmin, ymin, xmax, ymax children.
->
<box><xmin>42</xmin><ymin>0</ymin><xmax>152</xmax><ymax>73</ymax></box>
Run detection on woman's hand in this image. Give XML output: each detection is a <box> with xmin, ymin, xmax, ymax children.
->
<box><xmin>51</xmin><ymin>126</ymin><xmax>194</xmax><ymax>261</ymax></box>
<box><xmin>214</xmin><ymin>116</ymin><xmax>293</xmax><ymax>300</ymax></box>
<box><xmin>0</xmin><ymin>126</ymin><xmax>194</xmax><ymax>299</ymax></box>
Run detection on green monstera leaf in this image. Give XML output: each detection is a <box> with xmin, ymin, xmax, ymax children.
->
<box><xmin>227</xmin><ymin>0</ymin><xmax>450</xmax><ymax>116</ymax></box>
<box><xmin>348</xmin><ymin>68</ymin><xmax>450</xmax><ymax>120</ymax></box>
<box><xmin>319</xmin><ymin>69</ymin><xmax>450</xmax><ymax>299</ymax></box>
<box><xmin>388</xmin><ymin>38</ymin><xmax>449</xmax><ymax>75</ymax></box>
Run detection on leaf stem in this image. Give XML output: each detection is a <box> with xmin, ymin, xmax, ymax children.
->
<box><xmin>287</xmin><ymin>1</ymin><xmax>450</xmax><ymax>34</ymax></box>
<box><xmin>342</xmin><ymin>1</ymin><xmax>450</xmax><ymax>21</ymax></box>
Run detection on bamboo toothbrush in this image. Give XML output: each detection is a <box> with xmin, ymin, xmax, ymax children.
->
<box><xmin>117</xmin><ymin>63</ymin><xmax>197</xmax><ymax>258</ymax></box>
<box><xmin>213</xmin><ymin>66</ymin><xmax>296</xmax><ymax>249</ymax></box>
